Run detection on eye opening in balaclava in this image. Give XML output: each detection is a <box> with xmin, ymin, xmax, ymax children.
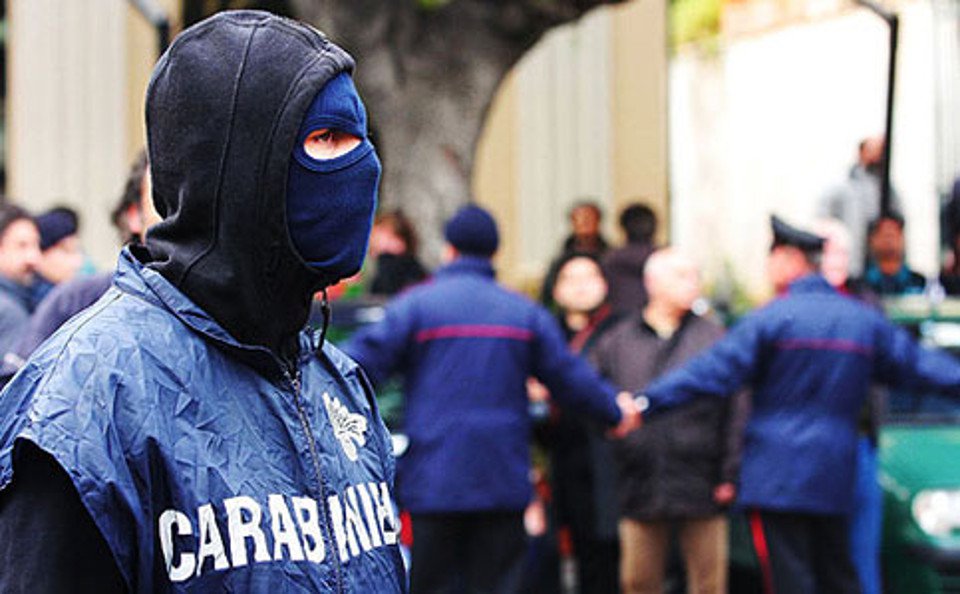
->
<box><xmin>286</xmin><ymin>72</ymin><xmax>381</xmax><ymax>286</ymax></box>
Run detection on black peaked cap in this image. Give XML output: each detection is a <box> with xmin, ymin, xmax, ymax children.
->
<box><xmin>771</xmin><ymin>215</ymin><xmax>825</xmax><ymax>252</ymax></box>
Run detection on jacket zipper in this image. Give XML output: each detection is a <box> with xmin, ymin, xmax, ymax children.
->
<box><xmin>286</xmin><ymin>368</ymin><xmax>346</xmax><ymax>593</ymax></box>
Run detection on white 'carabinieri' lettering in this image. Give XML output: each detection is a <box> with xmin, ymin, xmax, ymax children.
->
<box><xmin>157</xmin><ymin>483</ymin><xmax>395</xmax><ymax>582</ymax></box>
<box><xmin>269</xmin><ymin>494</ymin><xmax>305</xmax><ymax>562</ymax></box>
<box><xmin>196</xmin><ymin>503</ymin><xmax>229</xmax><ymax>576</ymax></box>
<box><xmin>159</xmin><ymin>509</ymin><xmax>196</xmax><ymax>582</ymax></box>
<box><xmin>225</xmin><ymin>496</ymin><xmax>270</xmax><ymax>567</ymax></box>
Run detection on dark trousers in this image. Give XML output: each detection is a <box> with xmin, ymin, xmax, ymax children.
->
<box><xmin>410</xmin><ymin>511</ymin><xmax>526</xmax><ymax>594</ymax></box>
<box><xmin>749</xmin><ymin>510</ymin><xmax>861</xmax><ymax>594</ymax></box>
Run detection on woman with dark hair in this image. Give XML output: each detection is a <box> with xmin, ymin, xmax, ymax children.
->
<box><xmin>536</xmin><ymin>251</ymin><xmax>624</xmax><ymax>593</ymax></box>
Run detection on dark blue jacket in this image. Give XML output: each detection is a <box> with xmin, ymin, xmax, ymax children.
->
<box><xmin>644</xmin><ymin>274</ymin><xmax>960</xmax><ymax>515</ymax></box>
<box><xmin>0</xmin><ymin>250</ymin><xmax>405</xmax><ymax>592</ymax></box>
<box><xmin>344</xmin><ymin>256</ymin><xmax>622</xmax><ymax>514</ymax></box>
<box><xmin>0</xmin><ymin>275</ymin><xmax>34</xmax><ymax>358</ymax></box>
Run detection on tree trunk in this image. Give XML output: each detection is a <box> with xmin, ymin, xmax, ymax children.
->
<box><xmin>290</xmin><ymin>0</ymin><xmax>629</xmax><ymax>262</ymax></box>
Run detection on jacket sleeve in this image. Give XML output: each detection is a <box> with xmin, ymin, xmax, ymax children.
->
<box><xmin>644</xmin><ymin>313</ymin><xmax>764</xmax><ymax>413</ymax></box>
<box><xmin>874</xmin><ymin>317</ymin><xmax>960</xmax><ymax>393</ymax></box>
<box><xmin>719</xmin><ymin>389</ymin><xmax>751</xmax><ymax>485</ymax></box>
<box><xmin>530</xmin><ymin>307</ymin><xmax>622</xmax><ymax>426</ymax></box>
<box><xmin>341</xmin><ymin>298</ymin><xmax>417</xmax><ymax>386</ymax></box>
<box><xmin>0</xmin><ymin>441</ymin><xmax>127</xmax><ymax>594</ymax></box>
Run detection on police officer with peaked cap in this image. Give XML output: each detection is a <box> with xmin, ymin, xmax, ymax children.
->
<box><xmin>637</xmin><ymin>215</ymin><xmax>960</xmax><ymax>594</ymax></box>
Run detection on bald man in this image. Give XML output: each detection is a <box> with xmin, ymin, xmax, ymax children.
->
<box><xmin>590</xmin><ymin>248</ymin><xmax>747</xmax><ymax>594</ymax></box>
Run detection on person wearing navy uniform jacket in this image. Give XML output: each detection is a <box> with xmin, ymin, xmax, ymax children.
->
<box><xmin>639</xmin><ymin>215</ymin><xmax>960</xmax><ymax>594</ymax></box>
<box><xmin>0</xmin><ymin>11</ymin><xmax>405</xmax><ymax>593</ymax></box>
<box><xmin>344</xmin><ymin>204</ymin><xmax>639</xmax><ymax>594</ymax></box>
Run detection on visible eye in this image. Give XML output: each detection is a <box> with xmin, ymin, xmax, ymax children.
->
<box><xmin>303</xmin><ymin>128</ymin><xmax>362</xmax><ymax>160</ymax></box>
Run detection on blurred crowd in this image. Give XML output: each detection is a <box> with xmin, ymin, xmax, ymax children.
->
<box><xmin>332</xmin><ymin>134</ymin><xmax>958</xmax><ymax>594</ymax></box>
<box><xmin>0</xmin><ymin>124</ymin><xmax>958</xmax><ymax>594</ymax></box>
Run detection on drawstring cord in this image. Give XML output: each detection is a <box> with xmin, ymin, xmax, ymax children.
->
<box><xmin>318</xmin><ymin>287</ymin><xmax>331</xmax><ymax>348</ymax></box>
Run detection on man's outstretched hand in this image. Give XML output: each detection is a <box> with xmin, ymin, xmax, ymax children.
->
<box><xmin>609</xmin><ymin>391</ymin><xmax>642</xmax><ymax>438</ymax></box>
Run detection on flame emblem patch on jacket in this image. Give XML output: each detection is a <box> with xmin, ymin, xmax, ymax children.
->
<box><xmin>324</xmin><ymin>393</ymin><xmax>368</xmax><ymax>461</ymax></box>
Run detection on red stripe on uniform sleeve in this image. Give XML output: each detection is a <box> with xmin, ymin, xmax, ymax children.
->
<box><xmin>415</xmin><ymin>325</ymin><xmax>534</xmax><ymax>343</ymax></box>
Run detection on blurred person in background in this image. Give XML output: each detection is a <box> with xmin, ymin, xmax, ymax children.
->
<box><xmin>5</xmin><ymin>153</ymin><xmax>159</xmax><ymax>369</ymax></box>
<box><xmin>345</xmin><ymin>204</ymin><xmax>639</xmax><ymax>594</ymax></box>
<box><xmin>637</xmin><ymin>215</ymin><xmax>960</xmax><ymax>594</ymax></box>
<box><xmin>563</xmin><ymin>201</ymin><xmax>610</xmax><ymax>257</ymax></box>
<box><xmin>863</xmin><ymin>212</ymin><xmax>926</xmax><ymax>297</ymax></box>
<box><xmin>31</xmin><ymin>207</ymin><xmax>83</xmax><ymax>305</ymax></box>
<box><xmin>818</xmin><ymin>136</ymin><xmax>902</xmax><ymax>276</ymax></box>
<box><xmin>815</xmin><ymin>218</ymin><xmax>884</xmax><ymax>594</ymax></box>
<box><xmin>541</xmin><ymin>200</ymin><xmax>610</xmax><ymax>308</ymax></box>
<box><xmin>537</xmin><ymin>251</ymin><xmax>624</xmax><ymax>593</ymax></box>
<box><xmin>602</xmin><ymin>203</ymin><xmax>658</xmax><ymax>315</ymax></box>
<box><xmin>111</xmin><ymin>151</ymin><xmax>152</xmax><ymax>244</ymax></box>
<box><xmin>591</xmin><ymin>248</ymin><xmax>745</xmax><ymax>594</ymax></box>
<box><xmin>0</xmin><ymin>205</ymin><xmax>40</xmax><ymax>358</ymax></box>
<box><xmin>939</xmin><ymin>176</ymin><xmax>960</xmax><ymax>295</ymax></box>
<box><xmin>815</xmin><ymin>218</ymin><xmax>877</xmax><ymax>304</ymax></box>
<box><xmin>368</xmin><ymin>209</ymin><xmax>428</xmax><ymax>297</ymax></box>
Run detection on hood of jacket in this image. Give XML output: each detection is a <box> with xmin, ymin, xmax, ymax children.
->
<box><xmin>142</xmin><ymin>10</ymin><xmax>356</xmax><ymax>358</ymax></box>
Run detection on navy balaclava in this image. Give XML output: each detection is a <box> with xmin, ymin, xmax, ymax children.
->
<box><xmin>286</xmin><ymin>72</ymin><xmax>381</xmax><ymax>285</ymax></box>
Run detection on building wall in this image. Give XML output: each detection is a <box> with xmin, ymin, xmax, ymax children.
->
<box><xmin>670</xmin><ymin>2</ymin><xmax>938</xmax><ymax>301</ymax></box>
<box><xmin>473</xmin><ymin>0</ymin><xmax>669</xmax><ymax>291</ymax></box>
<box><xmin>7</xmin><ymin>0</ymin><xmax>179</xmax><ymax>270</ymax></box>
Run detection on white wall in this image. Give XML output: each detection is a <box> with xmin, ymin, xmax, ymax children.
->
<box><xmin>670</xmin><ymin>2</ymin><xmax>939</xmax><ymax>299</ymax></box>
<box><xmin>8</xmin><ymin>0</ymin><xmax>128</xmax><ymax>270</ymax></box>
<box><xmin>514</xmin><ymin>10</ymin><xmax>615</xmax><ymax>279</ymax></box>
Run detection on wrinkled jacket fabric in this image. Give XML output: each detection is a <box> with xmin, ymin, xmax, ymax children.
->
<box><xmin>645</xmin><ymin>275</ymin><xmax>960</xmax><ymax>515</ymax></box>
<box><xmin>0</xmin><ymin>10</ymin><xmax>404</xmax><ymax>593</ymax></box>
<box><xmin>344</xmin><ymin>256</ymin><xmax>622</xmax><ymax>514</ymax></box>
<box><xmin>0</xmin><ymin>251</ymin><xmax>404</xmax><ymax>592</ymax></box>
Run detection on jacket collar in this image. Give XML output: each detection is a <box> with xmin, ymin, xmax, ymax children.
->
<box><xmin>115</xmin><ymin>247</ymin><xmax>318</xmax><ymax>379</ymax></box>
<box><xmin>637</xmin><ymin>309</ymin><xmax>695</xmax><ymax>338</ymax></box>
<box><xmin>435</xmin><ymin>255</ymin><xmax>496</xmax><ymax>279</ymax></box>
<box><xmin>786</xmin><ymin>273</ymin><xmax>836</xmax><ymax>295</ymax></box>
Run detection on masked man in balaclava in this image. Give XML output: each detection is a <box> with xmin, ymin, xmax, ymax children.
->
<box><xmin>0</xmin><ymin>11</ymin><xmax>405</xmax><ymax>593</ymax></box>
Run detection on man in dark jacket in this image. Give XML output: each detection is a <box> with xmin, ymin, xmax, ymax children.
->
<box><xmin>591</xmin><ymin>248</ymin><xmax>744</xmax><ymax>594</ymax></box>
<box><xmin>0</xmin><ymin>11</ymin><xmax>404</xmax><ymax>593</ymax></box>
<box><xmin>640</xmin><ymin>216</ymin><xmax>960</xmax><ymax>594</ymax></box>
<box><xmin>344</xmin><ymin>204</ymin><xmax>639</xmax><ymax>594</ymax></box>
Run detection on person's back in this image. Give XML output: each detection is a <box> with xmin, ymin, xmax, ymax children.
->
<box><xmin>345</xmin><ymin>204</ymin><xmax>637</xmax><ymax>594</ymax></box>
<box><xmin>734</xmin><ymin>278</ymin><xmax>889</xmax><ymax>511</ymax></box>
<box><xmin>350</xmin><ymin>254</ymin><xmax>627</xmax><ymax>513</ymax></box>
<box><xmin>380</xmin><ymin>256</ymin><xmax>548</xmax><ymax>509</ymax></box>
<box><xmin>602</xmin><ymin>203</ymin><xmax>658</xmax><ymax>314</ymax></box>
<box><xmin>642</xmin><ymin>216</ymin><xmax>960</xmax><ymax>593</ymax></box>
